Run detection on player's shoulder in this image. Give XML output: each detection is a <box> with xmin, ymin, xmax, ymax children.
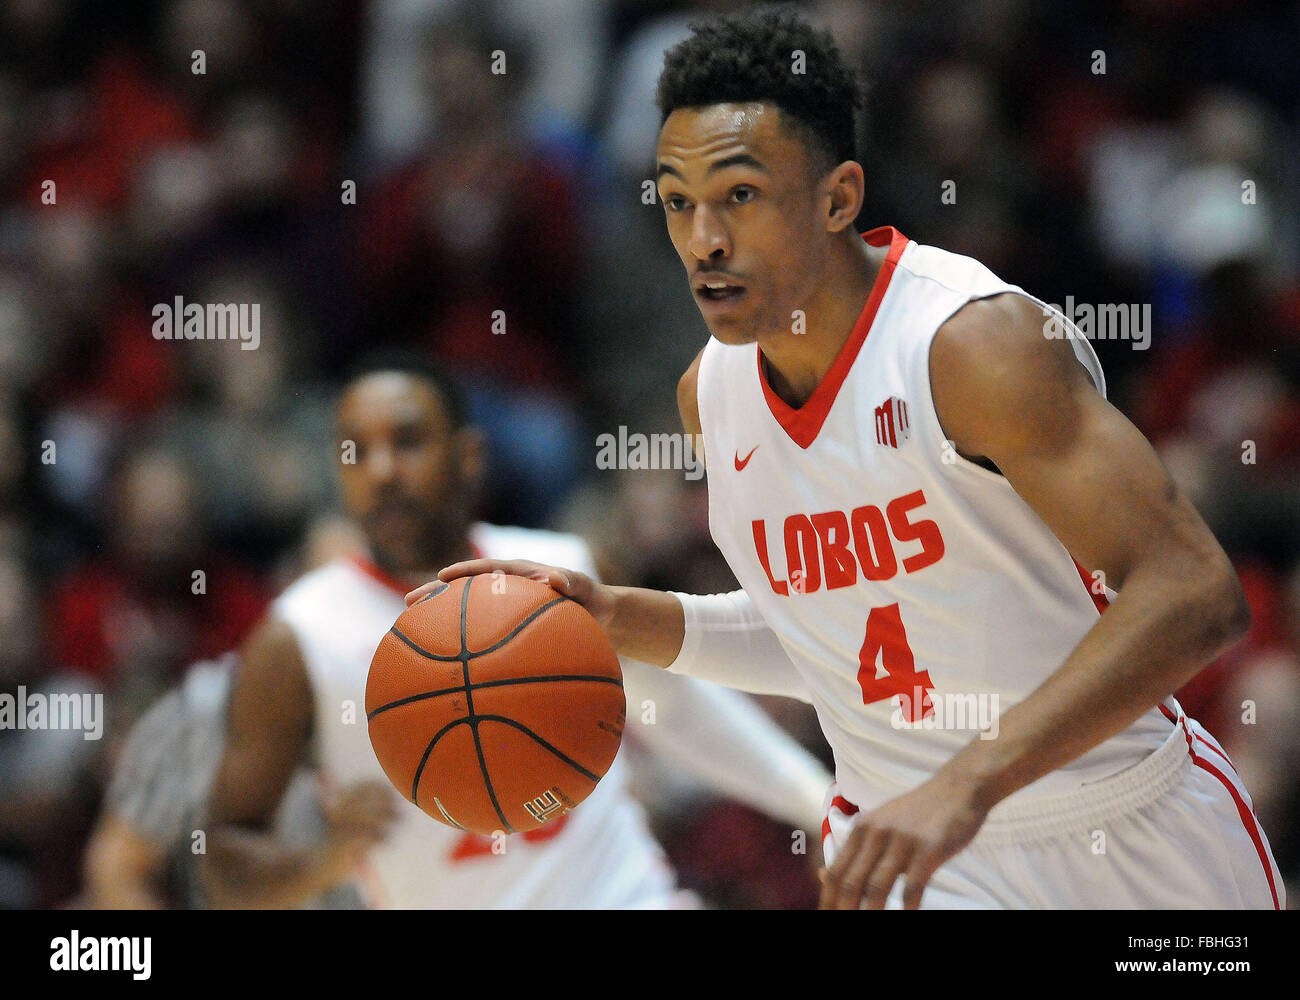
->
<box><xmin>274</xmin><ymin>558</ymin><xmax>367</xmax><ymax>610</ymax></box>
<box><xmin>895</xmin><ymin>237</ymin><xmax>1095</xmax><ymax>385</ymax></box>
<box><xmin>470</xmin><ymin>522</ymin><xmax>597</xmax><ymax>577</ymax></box>
<box><xmin>894</xmin><ymin>239</ymin><xmax>1020</xmax><ymax>301</ymax></box>
<box><xmin>935</xmin><ymin>289</ymin><xmax>1101</xmax><ymax>398</ymax></box>
<box><xmin>938</xmin><ymin>291</ymin><xmax>1047</xmax><ymax>347</ymax></box>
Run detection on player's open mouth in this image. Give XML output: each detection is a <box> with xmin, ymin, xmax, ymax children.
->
<box><xmin>694</xmin><ymin>280</ymin><xmax>746</xmax><ymax>306</ymax></box>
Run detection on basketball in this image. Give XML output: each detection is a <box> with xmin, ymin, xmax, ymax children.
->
<box><xmin>365</xmin><ymin>573</ymin><xmax>626</xmax><ymax>835</ymax></box>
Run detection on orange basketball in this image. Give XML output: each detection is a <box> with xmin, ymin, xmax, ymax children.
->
<box><xmin>365</xmin><ymin>573</ymin><xmax>625</xmax><ymax>835</ymax></box>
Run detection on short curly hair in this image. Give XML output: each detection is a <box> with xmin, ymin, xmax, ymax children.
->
<box><xmin>655</xmin><ymin>5</ymin><xmax>863</xmax><ymax>174</ymax></box>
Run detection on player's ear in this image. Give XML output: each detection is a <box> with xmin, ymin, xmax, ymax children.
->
<box><xmin>823</xmin><ymin>160</ymin><xmax>864</xmax><ymax>233</ymax></box>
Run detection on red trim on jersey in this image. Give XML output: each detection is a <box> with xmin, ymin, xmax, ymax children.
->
<box><xmin>1072</xmin><ymin>559</ymin><xmax>1109</xmax><ymax>615</ymax></box>
<box><xmin>757</xmin><ymin>226</ymin><xmax>910</xmax><ymax>449</ymax></box>
<box><xmin>349</xmin><ymin>541</ymin><xmax>485</xmax><ymax>597</ymax></box>
<box><xmin>1189</xmin><ymin>752</ymin><xmax>1280</xmax><ymax>910</ymax></box>
<box><xmin>350</xmin><ymin>555</ymin><xmax>418</xmax><ymax>596</ymax></box>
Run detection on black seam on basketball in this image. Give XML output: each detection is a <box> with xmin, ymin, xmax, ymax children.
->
<box><xmin>472</xmin><ymin>673</ymin><xmax>623</xmax><ymax>692</ymax></box>
<box><xmin>389</xmin><ymin>594</ymin><xmax>575</xmax><ymax>664</ymax></box>
<box><xmin>367</xmin><ymin>684</ymin><xmax>467</xmax><ymax>720</ymax></box>
<box><xmin>416</xmin><ymin>581</ymin><xmax>449</xmax><ymax>604</ymax></box>
<box><xmin>469</xmin><ymin>717</ymin><xmax>512</xmax><ymax>834</ymax></box>
<box><xmin>464</xmin><ymin>594</ymin><xmax>572</xmax><ymax>657</ymax></box>
<box><xmin>367</xmin><ymin>675</ymin><xmax>621</xmax><ymax>721</ymax></box>
<box><xmin>463</xmin><ymin>577</ymin><xmax>513</xmax><ymax>833</ymax></box>
<box><xmin>388</xmin><ymin>626</ymin><xmax>462</xmax><ymax>661</ymax></box>
<box><xmin>474</xmin><ymin>715</ymin><xmax>602</xmax><ymax>782</ymax></box>
<box><xmin>410</xmin><ymin>716</ymin><xmax>472</xmax><ymax>805</ymax></box>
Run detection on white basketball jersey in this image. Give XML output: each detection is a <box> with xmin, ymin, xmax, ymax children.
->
<box><xmin>697</xmin><ymin>226</ymin><xmax>1178</xmax><ymax>813</ymax></box>
<box><xmin>273</xmin><ymin>522</ymin><xmax>677</xmax><ymax>908</ymax></box>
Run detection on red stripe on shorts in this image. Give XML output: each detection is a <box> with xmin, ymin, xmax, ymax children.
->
<box><xmin>1162</xmin><ymin>703</ymin><xmax>1244</xmax><ymax>779</ymax></box>
<box><xmin>1189</xmin><ymin>750</ymin><xmax>1280</xmax><ymax>910</ymax></box>
<box><xmin>1157</xmin><ymin>707</ymin><xmax>1273</xmax><ymax>907</ymax></box>
<box><xmin>1194</xmin><ymin>733</ymin><xmax>1241</xmax><ymax>779</ymax></box>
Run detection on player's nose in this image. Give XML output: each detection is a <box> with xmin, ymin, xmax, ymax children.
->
<box><xmin>687</xmin><ymin>205</ymin><xmax>730</xmax><ymax>261</ymax></box>
<box><xmin>364</xmin><ymin>444</ymin><xmax>398</xmax><ymax>483</ymax></box>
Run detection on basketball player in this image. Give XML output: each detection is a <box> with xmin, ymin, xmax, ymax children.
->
<box><xmin>202</xmin><ymin>355</ymin><xmax>833</xmax><ymax>909</ymax></box>
<box><xmin>414</xmin><ymin>9</ymin><xmax>1284</xmax><ymax>909</ymax></box>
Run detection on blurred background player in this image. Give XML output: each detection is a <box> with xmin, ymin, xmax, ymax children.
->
<box><xmin>201</xmin><ymin>355</ymin><xmax>832</xmax><ymax>908</ymax></box>
<box><xmin>82</xmin><ymin>653</ymin><xmax>362</xmax><ymax>910</ymax></box>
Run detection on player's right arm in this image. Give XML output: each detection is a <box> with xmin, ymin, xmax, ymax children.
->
<box><xmin>413</xmin><ymin>349</ymin><xmax>712</xmax><ymax>659</ymax></box>
<box><xmin>202</xmin><ymin>617</ymin><xmax>395</xmax><ymax>909</ymax></box>
<box><xmin>411</xmin><ymin>350</ymin><xmax>810</xmax><ymax>701</ymax></box>
<box><xmin>410</xmin><ymin>352</ymin><xmax>709</xmax><ymax>665</ymax></box>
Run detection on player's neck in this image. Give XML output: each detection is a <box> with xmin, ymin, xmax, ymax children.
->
<box><xmin>757</xmin><ymin>236</ymin><xmax>881</xmax><ymax>409</ymax></box>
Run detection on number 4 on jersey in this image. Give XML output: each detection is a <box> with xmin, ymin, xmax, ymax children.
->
<box><xmin>856</xmin><ymin>603</ymin><xmax>934</xmax><ymax>721</ymax></box>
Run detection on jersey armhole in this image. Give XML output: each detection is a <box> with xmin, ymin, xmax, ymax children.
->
<box><xmin>1010</xmin><ymin>291</ymin><xmax>1108</xmax><ymax>398</ymax></box>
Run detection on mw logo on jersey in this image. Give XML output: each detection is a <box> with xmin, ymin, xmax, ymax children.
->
<box><xmin>524</xmin><ymin>789</ymin><xmax>570</xmax><ymax>824</ymax></box>
<box><xmin>874</xmin><ymin>396</ymin><xmax>910</xmax><ymax>448</ymax></box>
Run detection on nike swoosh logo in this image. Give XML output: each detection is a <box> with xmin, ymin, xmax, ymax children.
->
<box><xmin>734</xmin><ymin>446</ymin><xmax>759</xmax><ymax>471</ymax></box>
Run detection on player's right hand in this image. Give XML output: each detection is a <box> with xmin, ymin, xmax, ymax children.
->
<box><xmin>322</xmin><ymin>780</ymin><xmax>400</xmax><ymax>870</ymax></box>
<box><xmin>406</xmin><ymin>559</ymin><xmax>617</xmax><ymax>627</ymax></box>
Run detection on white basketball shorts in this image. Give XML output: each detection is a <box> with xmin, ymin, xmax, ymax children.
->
<box><xmin>821</xmin><ymin>703</ymin><xmax>1284</xmax><ymax>909</ymax></box>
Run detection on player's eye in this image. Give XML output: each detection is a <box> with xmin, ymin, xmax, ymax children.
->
<box><xmin>729</xmin><ymin>186</ymin><xmax>756</xmax><ymax>205</ymax></box>
<box><xmin>663</xmin><ymin>194</ymin><xmax>689</xmax><ymax>212</ymax></box>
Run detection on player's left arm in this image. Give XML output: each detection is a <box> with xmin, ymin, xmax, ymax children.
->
<box><xmin>821</xmin><ymin>292</ymin><xmax>1250</xmax><ymax>910</ymax></box>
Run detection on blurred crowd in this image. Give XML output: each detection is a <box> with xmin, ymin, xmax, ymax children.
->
<box><xmin>0</xmin><ymin>0</ymin><xmax>1297</xmax><ymax>909</ymax></box>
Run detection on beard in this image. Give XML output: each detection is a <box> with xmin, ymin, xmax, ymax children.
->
<box><xmin>363</xmin><ymin>486</ymin><xmax>476</xmax><ymax>575</ymax></box>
